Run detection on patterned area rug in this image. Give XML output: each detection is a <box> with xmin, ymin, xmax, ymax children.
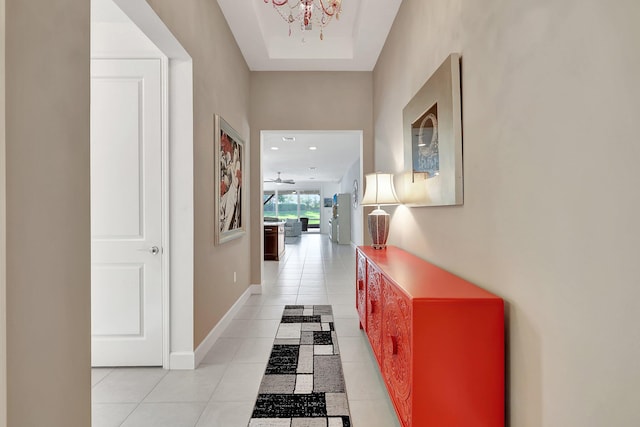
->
<box><xmin>248</xmin><ymin>305</ymin><xmax>352</xmax><ymax>427</ymax></box>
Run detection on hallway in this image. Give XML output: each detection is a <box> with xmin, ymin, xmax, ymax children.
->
<box><xmin>91</xmin><ymin>234</ymin><xmax>400</xmax><ymax>426</ymax></box>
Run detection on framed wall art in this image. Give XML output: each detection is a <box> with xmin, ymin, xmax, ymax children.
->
<box><xmin>400</xmin><ymin>53</ymin><xmax>463</xmax><ymax>206</ymax></box>
<box><xmin>214</xmin><ymin>114</ymin><xmax>245</xmax><ymax>245</ymax></box>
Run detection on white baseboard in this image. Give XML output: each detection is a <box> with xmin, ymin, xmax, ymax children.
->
<box><xmin>193</xmin><ymin>284</ymin><xmax>262</xmax><ymax>367</ymax></box>
<box><xmin>169</xmin><ymin>351</ymin><xmax>195</xmax><ymax>370</ymax></box>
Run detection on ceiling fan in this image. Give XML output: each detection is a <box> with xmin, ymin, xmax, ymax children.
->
<box><xmin>264</xmin><ymin>171</ymin><xmax>295</xmax><ymax>185</ymax></box>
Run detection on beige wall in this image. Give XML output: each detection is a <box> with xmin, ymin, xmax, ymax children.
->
<box><xmin>374</xmin><ymin>0</ymin><xmax>640</xmax><ymax>425</ymax></box>
<box><xmin>145</xmin><ymin>0</ymin><xmax>252</xmax><ymax>347</ymax></box>
<box><xmin>249</xmin><ymin>72</ymin><xmax>373</xmax><ymax>284</ymax></box>
<box><xmin>5</xmin><ymin>0</ymin><xmax>91</xmax><ymax>425</ymax></box>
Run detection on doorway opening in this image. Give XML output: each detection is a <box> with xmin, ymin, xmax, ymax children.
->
<box><xmin>260</xmin><ymin>130</ymin><xmax>363</xmax><ymax>277</ymax></box>
<box><xmin>90</xmin><ymin>0</ymin><xmax>194</xmax><ymax>369</ymax></box>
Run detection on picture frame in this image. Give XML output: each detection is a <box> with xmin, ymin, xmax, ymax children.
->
<box><xmin>323</xmin><ymin>198</ymin><xmax>333</xmax><ymax>208</ymax></box>
<box><xmin>214</xmin><ymin>114</ymin><xmax>245</xmax><ymax>245</ymax></box>
<box><xmin>399</xmin><ymin>53</ymin><xmax>463</xmax><ymax>206</ymax></box>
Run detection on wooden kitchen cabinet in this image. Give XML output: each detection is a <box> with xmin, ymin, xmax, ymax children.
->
<box><xmin>264</xmin><ymin>222</ymin><xmax>285</xmax><ymax>261</ymax></box>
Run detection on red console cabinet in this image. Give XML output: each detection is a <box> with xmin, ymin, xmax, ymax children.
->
<box><xmin>356</xmin><ymin>246</ymin><xmax>504</xmax><ymax>427</ymax></box>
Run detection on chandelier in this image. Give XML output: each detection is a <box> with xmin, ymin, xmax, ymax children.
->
<box><xmin>264</xmin><ymin>0</ymin><xmax>343</xmax><ymax>40</ymax></box>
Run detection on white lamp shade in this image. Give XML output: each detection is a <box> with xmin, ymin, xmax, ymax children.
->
<box><xmin>361</xmin><ymin>173</ymin><xmax>400</xmax><ymax>206</ymax></box>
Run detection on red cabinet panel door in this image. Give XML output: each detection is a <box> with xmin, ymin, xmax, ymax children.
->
<box><xmin>356</xmin><ymin>250</ymin><xmax>367</xmax><ymax>329</ymax></box>
<box><xmin>381</xmin><ymin>277</ymin><xmax>413</xmax><ymax>427</ymax></box>
<box><xmin>366</xmin><ymin>263</ymin><xmax>383</xmax><ymax>363</ymax></box>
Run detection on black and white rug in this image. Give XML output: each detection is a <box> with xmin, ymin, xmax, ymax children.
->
<box><xmin>248</xmin><ymin>305</ymin><xmax>352</xmax><ymax>427</ymax></box>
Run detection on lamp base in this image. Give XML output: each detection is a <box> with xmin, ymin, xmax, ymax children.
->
<box><xmin>368</xmin><ymin>208</ymin><xmax>390</xmax><ymax>250</ymax></box>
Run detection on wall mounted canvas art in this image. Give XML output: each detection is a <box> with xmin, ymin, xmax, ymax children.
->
<box><xmin>400</xmin><ymin>53</ymin><xmax>463</xmax><ymax>206</ymax></box>
<box><xmin>214</xmin><ymin>115</ymin><xmax>245</xmax><ymax>245</ymax></box>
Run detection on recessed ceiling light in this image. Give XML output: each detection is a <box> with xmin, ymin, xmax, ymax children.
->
<box><xmin>309</xmin><ymin>167</ymin><xmax>317</xmax><ymax>171</ymax></box>
<box><xmin>309</xmin><ymin>146</ymin><xmax>317</xmax><ymax>150</ymax></box>
<box><xmin>310</xmin><ymin>177</ymin><xmax>316</xmax><ymax>180</ymax></box>
<box><xmin>271</xmin><ymin>146</ymin><xmax>279</xmax><ymax>150</ymax></box>
<box><xmin>282</xmin><ymin>137</ymin><xmax>295</xmax><ymax>142</ymax></box>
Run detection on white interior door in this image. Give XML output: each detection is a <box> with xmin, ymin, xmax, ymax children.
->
<box><xmin>91</xmin><ymin>58</ymin><xmax>163</xmax><ymax>367</ymax></box>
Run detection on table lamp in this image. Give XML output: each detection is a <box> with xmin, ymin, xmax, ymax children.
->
<box><xmin>361</xmin><ymin>172</ymin><xmax>400</xmax><ymax>249</ymax></box>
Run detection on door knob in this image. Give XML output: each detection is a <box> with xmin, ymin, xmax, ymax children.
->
<box><xmin>138</xmin><ymin>246</ymin><xmax>161</xmax><ymax>255</ymax></box>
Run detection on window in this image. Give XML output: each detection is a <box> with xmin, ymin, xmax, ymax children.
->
<box><xmin>277</xmin><ymin>190</ymin><xmax>298</xmax><ymax>220</ymax></box>
<box><xmin>299</xmin><ymin>191</ymin><xmax>320</xmax><ymax>227</ymax></box>
<box><xmin>263</xmin><ymin>189</ymin><xmax>322</xmax><ymax>228</ymax></box>
<box><xmin>263</xmin><ymin>191</ymin><xmax>276</xmax><ymax>218</ymax></box>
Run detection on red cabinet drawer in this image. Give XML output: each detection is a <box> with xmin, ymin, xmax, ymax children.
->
<box><xmin>381</xmin><ymin>278</ymin><xmax>412</xmax><ymax>427</ymax></box>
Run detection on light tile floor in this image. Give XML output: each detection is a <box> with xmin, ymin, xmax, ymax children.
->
<box><xmin>92</xmin><ymin>233</ymin><xmax>400</xmax><ymax>427</ymax></box>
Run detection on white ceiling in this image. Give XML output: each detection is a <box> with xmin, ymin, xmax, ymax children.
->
<box><xmin>93</xmin><ymin>0</ymin><xmax>377</xmax><ymax>187</ymax></box>
<box><xmin>217</xmin><ymin>0</ymin><xmax>402</xmax><ymax>71</ymax></box>
<box><xmin>262</xmin><ymin>131</ymin><xmax>360</xmax><ymax>186</ymax></box>
<box><xmin>220</xmin><ymin>2</ymin><xmax>399</xmax><ymax>186</ymax></box>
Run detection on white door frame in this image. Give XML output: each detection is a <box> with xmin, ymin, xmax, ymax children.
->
<box><xmin>259</xmin><ymin>130</ymin><xmax>364</xmax><ymax>282</ymax></box>
<box><xmin>92</xmin><ymin>54</ymin><xmax>169</xmax><ymax>369</ymax></box>
<box><xmin>91</xmin><ymin>57</ymin><xmax>165</xmax><ymax>366</ymax></box>
<box><xmin>93</xmin><ymin>0</ymin><xmax>195</xmax><ymax>369</ymax></box>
